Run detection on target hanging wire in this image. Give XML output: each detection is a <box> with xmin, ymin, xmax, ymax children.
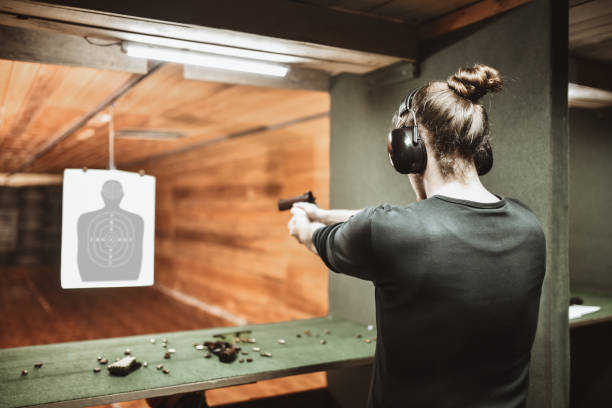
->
<box><xmin>109</xmin><ymin>104</ymin><xmax>116</xmax><ymax>170</ymax></box>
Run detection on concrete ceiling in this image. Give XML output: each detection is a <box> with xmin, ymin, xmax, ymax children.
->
<box><xmin>288</xmin><ymin>0</ymin><xmax>478</xmax><ymax>25</ymax></box>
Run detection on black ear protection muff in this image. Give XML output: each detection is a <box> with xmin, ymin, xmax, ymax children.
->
<box><xmin>387</xmin><ymin>87</ymin><xmax>427</xmax><ymax>174</ymax></box>
<box><xmin>387</xmin><ymin>87</ymin><xmax>494</xmax><ymax>176</ymax></box>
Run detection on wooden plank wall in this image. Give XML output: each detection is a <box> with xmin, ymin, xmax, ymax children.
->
<box><xmin>139</xmin><ymin>115</ymin><xmax>330</xmax><ymax>324</ymax></box>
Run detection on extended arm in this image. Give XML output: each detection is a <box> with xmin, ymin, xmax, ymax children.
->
<box><xmin>292</xmin><ymin>202</ymin><xmax>361</xmax><ymax>225</ymax></box>
<box><xmin>288</xmin><ymin>205</ymin><xmax>377</xmax><ymax>281</ymax></box>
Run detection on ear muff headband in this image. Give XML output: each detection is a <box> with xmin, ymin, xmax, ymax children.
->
<box><xmin>387</xmin><ymin>87</ymin><xmax>427</xmax><ymax>174</ymax></box>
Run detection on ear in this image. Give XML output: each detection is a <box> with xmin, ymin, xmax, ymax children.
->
<box><xmin>418</xmin><ymin>126</ymin><xmax>438</xmax><ymax>176</ymax></box>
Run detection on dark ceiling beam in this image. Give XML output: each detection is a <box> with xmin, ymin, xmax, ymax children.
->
<box><xmin>27</xmin><ymin>0</ymin><xmax>418</xmax><ymax>60</ymax></box>
<box><xmin>569</xmin><ymin>57</ymin><xmax>612</xmax><ymax>93</ymax></box>
<box><xmin>0</xmin><ymin>24</ymin><xmax>146</xmax><ymax>73</ymax></box>
<box><xmin>420</xmin><ymin>0</ymin><xmax>534</xmax><ymax>39</ymax></box>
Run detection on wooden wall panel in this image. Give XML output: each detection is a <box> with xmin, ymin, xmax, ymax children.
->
<box><xmin>139</xmin><ymin>116</ymin><xmax>330</xmax><ymax>324</ymax></box>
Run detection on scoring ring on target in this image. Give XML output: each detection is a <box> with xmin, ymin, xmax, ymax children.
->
<box><xmin>86</xmin><ymin>211</ymin><xmax>136</xmax><ymax>268</ymax></box>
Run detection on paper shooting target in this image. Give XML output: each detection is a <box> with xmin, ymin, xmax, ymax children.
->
<box><xmin>61</xmin><ymin>169</ymin><xmax>155</xmax><ymax>288</ymax></box>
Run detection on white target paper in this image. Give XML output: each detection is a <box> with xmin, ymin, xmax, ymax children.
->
<box><xmin>61</xmin><ymin>169</ymin><xmax>155</xmax><ymax>288</ymax></box>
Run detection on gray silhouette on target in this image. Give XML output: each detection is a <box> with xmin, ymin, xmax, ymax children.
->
<box><xmin>77</xmin><ymin>180</ymin><xmax>144</xmax><ymax>281</ymax></box>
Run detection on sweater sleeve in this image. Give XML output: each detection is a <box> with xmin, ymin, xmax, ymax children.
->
<box><xmin>312</xmin><ymin>207</ymin><xmax>377</xmax><ymax>282</ymax></box>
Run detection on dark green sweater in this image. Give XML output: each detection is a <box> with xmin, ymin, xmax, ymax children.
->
<box><xmin>313</xmin><ymin>195</ymin><xmax>546</xmax><ymax>408</ymax></box>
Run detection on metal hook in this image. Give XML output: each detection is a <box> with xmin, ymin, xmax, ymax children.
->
<box><xmin>139</xmin><ymin>169</ymin><xmax>145</xmax><ymax>177</ymax></box>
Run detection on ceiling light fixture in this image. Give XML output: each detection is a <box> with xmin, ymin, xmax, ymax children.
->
<box><xmin>568</xmin><ymin>82</ymin><xmax>612</xmax><ymax>108</ymax></box>
<box><xmin>123</xmin><ymin>42</ymin><xmax>289</xmax><ymax>77</ymax></box>
<box><xmin>116</xmin><ymin>130</ymin><xmax>187</xmax><ymax>140</ymax></box>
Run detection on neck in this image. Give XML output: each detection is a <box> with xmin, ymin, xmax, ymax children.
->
<box><xmin>424</xmin><ymin>163</ymin><xmax>498</xmax><ymax>203</ymax></box>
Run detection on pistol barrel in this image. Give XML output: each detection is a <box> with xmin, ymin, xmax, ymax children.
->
<box><xmin>278</xmin><ymin>191</ymin><xmax>316</xmax><ymax>211</ymax></box>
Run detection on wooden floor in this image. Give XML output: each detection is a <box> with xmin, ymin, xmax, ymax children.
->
<box><xmin>0</xmin><ymin>265</ymin><xmax>230</xmax><ymax>348</ymax></box>
<box><xmin>0</xmin><ymin>265</ymin><xmax>326</xmax><ymax>407</ymax></box>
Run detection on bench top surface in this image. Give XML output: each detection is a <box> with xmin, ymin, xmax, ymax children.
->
<box><xmin>0</xmin><ymin>316</ymin><xmax>376</xmax><ymax>408</ymax></box>
<box><xmin>570</xmin><ymin>289</ymin><xmax>612</xmax><ymax>328</ymax></box>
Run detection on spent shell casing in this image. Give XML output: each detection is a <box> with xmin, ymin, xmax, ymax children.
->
<box><xmin>246</xmin><ymin>358</ymin><xmax>253</xmax><ymax>363</ymax></box>
<box><xmin>365</xmin><ymin>339</ymin><xmax>371</xmax><ymax>343</ymax></box>
<box><xmin>143</xmin><ymin>362</ymin><xmax>148</xmax><ymax>367</ymax></box>
<box><xmin>22</xmin><ymin>369</ymin><xmax>28</xmax><ymax>376</ymax></box>
<box><xmin>99</xmin><ymin>359</ymin><xmax>108</xmax><ymax>365</ymax></box>
<box><xmin>168</xmin><ymin>348</ymin><xmax>176</xmax><ymax>353</ymax></box>
<box><xmin>93</xmin><ymin>367</ymin><xmax>101</xmax><ymax>373</ymax></box>
<box><xmin>195</xmin><ymin>345</ymin><xmax>204</xmax><ymax>350</ymax></box>
<box><xmin>34</xmin><ymin>362</ymin><xmax>43</xmax><ymax>368</ymax></box>
<box><xmin>124</xmin><ymin>349</ymin><xmax>131</xmax><ymax>355</ymax></box>
<box><xmin>278</xmin><ymin>339</ymin><xmax>286</xmax><ymax>344</ymax></box>
<box><xmin>162</xmin><ymin>368</ymin><xmax>169</xmax><ymax>374</ymax></box>
<box><xmin>156</xmin><ymin>364</ymin><xmax>163</xmax><ymax>370</ymax></box>
<box><xmin>164</xmin><ymin>352</ymin><xmax>171</xmax><ymax>359</ymax></box>
<box><xmin>150</xmin><ymin>338</ymin><xmax>156</xmax><ymax>344</ymax></box>
<box><xmin>320</xmin><ymin>339</ymin><xmax>327</xmax><ymax>345</ymax></box>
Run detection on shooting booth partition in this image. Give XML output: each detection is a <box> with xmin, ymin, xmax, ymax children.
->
<box><xmin>568</xmin><ymin>106</ymin><xmax>612</xmax><ymax>407</ymax></box>
<box><xmin>0</xmin><ymin>0</ymin><xmax>571</xmax><ymax>407</ymax></box>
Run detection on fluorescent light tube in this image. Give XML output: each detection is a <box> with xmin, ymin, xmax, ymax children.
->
<box><xmin>123</xmin><ymin>42</ymin><xmax>289</xmax><ymax>77</ymax></box>
<box><xmin>568</xmin><ymin>83</ymin><xmax>612</xmax><ymax>108</ymax></box>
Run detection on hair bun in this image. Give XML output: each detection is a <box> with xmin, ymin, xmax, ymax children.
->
<box><xmin>447</xmin><ymin>64</ymin><xmax>503</xmax><ymax>102</ymax></box>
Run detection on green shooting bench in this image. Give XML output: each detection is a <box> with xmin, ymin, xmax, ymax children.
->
<box><xmin>0</xmin><ymin>316</ymin><xmax>375</xmax><ymax>408</ymax></box>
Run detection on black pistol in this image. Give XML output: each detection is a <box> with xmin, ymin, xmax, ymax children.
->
<box><xmin>278</xmin><ymin>191</ymin><xmax>316</xmax><ymax>211</ymax></box>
